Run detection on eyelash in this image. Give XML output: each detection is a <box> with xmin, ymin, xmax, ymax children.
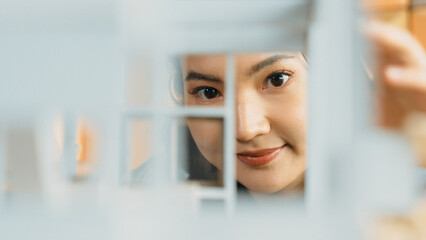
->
<box><xmin>188</xmin><ymin>86</ymin><xmax>223</xmax><ymax>101</ymax></box>
<box><xmin>187</xmin><ymin>70</ymin><xmax>293</xmax><ymax>100</ymax></box>
<box><xmin>263</xmin><ymin>70</ymin><xmax>293</xmax><ymax>90</ymax></box>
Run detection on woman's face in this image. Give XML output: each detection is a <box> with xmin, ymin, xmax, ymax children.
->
<box><xmin>182</xmin><ymin>52</ymin><xmax>307</xmax><ymax>193</ymax></box>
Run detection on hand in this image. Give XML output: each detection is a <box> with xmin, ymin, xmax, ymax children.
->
<box><xmin>365</xmin><ymin>21</ymin><xmax>426</xmax><ymax>129</ymax></box>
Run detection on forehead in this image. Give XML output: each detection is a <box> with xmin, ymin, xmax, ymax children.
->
<box><xmin>182</xmin><ymin>52</ymin><xmax>302</xmax><ymax>73</ymax></box>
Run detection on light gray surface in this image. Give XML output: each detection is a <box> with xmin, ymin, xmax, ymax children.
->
<box><xmin>0</xmin><ymin>0</ymin><xmax>423</xmax><ymax>239</ymax></box>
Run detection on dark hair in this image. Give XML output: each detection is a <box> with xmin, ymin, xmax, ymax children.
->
<box><xmin>185</xmin><ymin>127</ymin><xmax>218</xmax><ymax>181</ymax></box>
<box><xmin>171</xmin><ymin>52</ymin><xmax>309</xmax><ymax>185</ymax></box>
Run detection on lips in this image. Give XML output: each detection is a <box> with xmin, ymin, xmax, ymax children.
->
<box><xmin>237</xmin><ymin>145</ymin><xmax>285</xmax><ymax>167</ymax></box>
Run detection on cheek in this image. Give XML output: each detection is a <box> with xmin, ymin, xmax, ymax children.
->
<box><xmin>187</xmin><ymin>118</ymin><xmax>223</xmax><ymax>166</ymax></box>
<box><xmin>269</xmin><ymin>83</ymin><xmax>307</xmax><ymax>150</ymax></box>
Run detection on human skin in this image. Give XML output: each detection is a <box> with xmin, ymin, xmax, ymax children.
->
<box><xmin>365</xmin><ymin>21</ymin><xmax>426</xmax><ymax>128</ymax></box>
<box><xmin>178</xmin><ymin>23</ymin><xmax>426</xmax><ymax>193</ymax></box>
<box><xmin>364</xmin><ymin>21</ymin><xmax>426</xmax><ymax>167</ymax></box>
<box><xmin>181</xmin><ymin>53</ymin><xmax>307</xmax><ymax>193</ymax></box>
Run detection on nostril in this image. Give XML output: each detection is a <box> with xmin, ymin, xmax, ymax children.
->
<box><xmin>235</xmin><ymin>96</ymin><xmax>270</xmax><ymax>141</ymax></box>
<box><xmin>235</xmin><ymin>119</ymin><xmax>270</xmax><ymax>142</ymax></box>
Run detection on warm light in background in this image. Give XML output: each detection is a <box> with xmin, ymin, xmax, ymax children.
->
<box><xmin>363</xmin><ymin>0</ymin><xmax>410</xmax><ymax>30</ymax></box>
<box><xmin>411</xmin><ymin>5</ymin><xmax>426</xmax><ymax>50</ymax></box>
<box><xmin>75</xmin><ymin>119</ymin><xmax>95</xmax><ymax>179</ymax></box>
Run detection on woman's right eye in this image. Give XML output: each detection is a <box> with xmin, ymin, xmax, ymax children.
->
<box><xmin>191</xmin><ymin>87</ymin><xmax>222</xmax><ymax>100</ymax></box>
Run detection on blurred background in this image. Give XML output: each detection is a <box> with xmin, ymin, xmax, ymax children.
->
<box><xmin>0</xmin><ymin>0</ymin><xmax>426</xmax><ymax>239</ymax></box>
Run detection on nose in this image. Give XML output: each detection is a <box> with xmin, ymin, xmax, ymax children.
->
<box><xmin>235</xmin><ymin>93</ymin><xmax>270</xmax><ymax>143</ymax></box>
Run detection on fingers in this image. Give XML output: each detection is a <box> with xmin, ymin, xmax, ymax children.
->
<box><xmin>365</xmin><ymin>21</ymin><xmax>410</xmax><ymax>51</ymax></box>
<box><xmin>385</xmin><ymin>66</ymin><xmax>426</xmax><ymax>112</ymax></box>
<box><xmin>364</xmin><ymin>21</ymin><xmax>426</xmax><ymax>68</ymax></box>
<box><xmin>385</xmin><ymin>66</ymin><xmax>426</xmax><ymax>92</ymax></box>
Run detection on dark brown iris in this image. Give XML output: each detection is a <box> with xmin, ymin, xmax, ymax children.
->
<box><xmin>203</xmin><ymin>87</ymin><xmax>219</xmax><ymax>99</ymax></box>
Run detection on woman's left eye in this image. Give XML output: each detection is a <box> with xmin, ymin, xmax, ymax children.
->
<box><xmin>264</xmin><ymin>72</ymin><xmax>290</xmax><ymax>89</ymax></box>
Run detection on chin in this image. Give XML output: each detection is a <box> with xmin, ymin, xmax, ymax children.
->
<box><xmin>239</xmin><ymin>178</ymin><xmax>296</xmax><ymax>194</ymax></box>
<box><xmin>236</xmin><ymin>161</ymin><xmax>306</xmax><ymax>194</ymax></box>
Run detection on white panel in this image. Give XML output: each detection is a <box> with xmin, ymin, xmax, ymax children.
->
<box><xmin>223</xmin><ymin>55</ymin><xmax>236</xmax><ymax>213</ymax></box>
<box><xmin>0</xmin><ymin>35</ymin><xmax>121</xmax><ymax>114</ymax></box>
<box><xmin>195</xmin><ymin>187</ymin><xmax>225</xmax><ymax>199</ymax></box>
<box><xmin>167</xmin><ymin>26</ymin><xmax>307</xmax><ymax>54</ymax></box>
<box><xmin>169</xmin><ymin>0</ymin><xmax>311</xmax><ymax>26</ymax></box>
<box><xmin>0</xmin><ymin>0</ymin><xmax>116</xmax><ymax>33</ymax></box>
<box><xmin>121</xmin><ymin>0</ymin><xmax>310</xmax><ymax>54</ymax></box>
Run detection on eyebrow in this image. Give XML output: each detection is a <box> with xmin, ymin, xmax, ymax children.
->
<box><xmin>185</xmin><ymin>71</ymin><xmax>223</xmax><ymax>83</ymax></box>
<box><xmin>185</xmin><ymin>54</ymin><xmax>294</xmax><ymax>82</ymax></box>
<box><xmin>249</xmin><ymin>54</ymin><xmax>294</xmax><ymax>76</ymax></box>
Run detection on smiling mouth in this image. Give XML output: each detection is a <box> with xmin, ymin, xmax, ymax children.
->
<box><xmin>236</xmin><ymin>145</ymin><xmax>287</xmax><ymax>167</ymax></box>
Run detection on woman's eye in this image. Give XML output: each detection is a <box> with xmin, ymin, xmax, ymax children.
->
<box><xmin>194</xmin><ymin>87</ymin><xmax>221</xmax><ymax>100</ymax></box>
<box><xmin>265</xmin><ymin>72</ymin><xmax>290</xmax><ymax>88</ymax></box>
